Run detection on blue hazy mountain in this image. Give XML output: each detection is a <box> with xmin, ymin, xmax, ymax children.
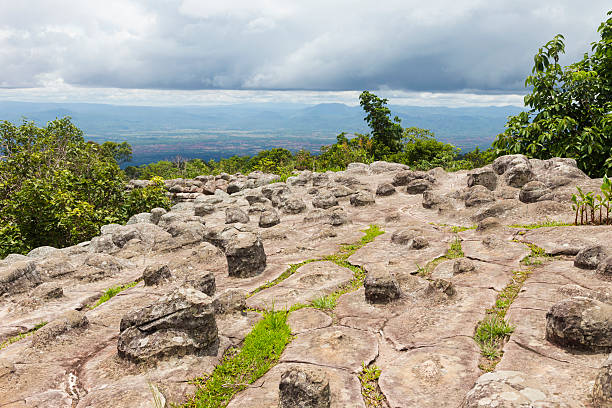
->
<box><xmin>0</xmin><ymin>101</ymin><xmax>522</xmax><ymax>166</ymax></box>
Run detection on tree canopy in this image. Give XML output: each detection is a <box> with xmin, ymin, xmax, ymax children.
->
<box><xmin>493</xmin><ymin>11</ymin><xmax>612</xmax><ymax>177</ymax></box>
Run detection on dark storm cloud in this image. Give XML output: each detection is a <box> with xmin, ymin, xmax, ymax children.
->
<box><xmin>0</xmin><ymin>0</ymin><xmax>609</xmax><ymax>93</ymax></box>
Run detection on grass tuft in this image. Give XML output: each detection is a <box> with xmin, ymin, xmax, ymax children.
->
<box><xmin>183</xmin><ymin>310</ymin><xmax>292</xmax><ymax>408</ymax></box>
<box><xmin>311</xmin><ymin>295</ymin><xmax>336</xmax><ymax>310</ymax></box>
<box><xmin>359</xmin><ymin>362</ymin><xmax>386</xmax><ymax>407</ymax></box>
<box><xmin>91</xmin><ymin>281</ymin><xmax>138</xmax><ymax>308</ymax></box>
<box><xmin>0</xmin><ymin>321</ymin><xmax>47</xmax><ymax>350</ymax></box>
<box><xmin>509</xmin><ymin>220</ymin><xmax>573</xmax><ymax>229</ymax></box>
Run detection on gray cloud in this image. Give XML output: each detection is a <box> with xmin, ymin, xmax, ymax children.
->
<box><xmin>0</xmin><ymin>0</ymin><xmax>609</xmax><ymax>93</ymax></box>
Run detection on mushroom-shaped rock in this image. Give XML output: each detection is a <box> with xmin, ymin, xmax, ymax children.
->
<box><xmin>225</xmin><ymin>207</ymin><xmax>249</xmax><ymax>224</ymax></box>
<box><xmin>225</xmin><ymin>231</ymin><xmax>266</xmax><ymax>278</ymax></box>
<box><xmin>593</xmin><ymin>353</ymin><xmax>612</xmax><ymax>407</ymax></box>
<box><xmin>117</xmin><ymin>287</ymin><xmax>218</xmax><ymax>363</ymax></box>
<box><xmin>453</xmin><ymin>258</ymin><xmax>475</xmax><ymax>274</ymax></box>
<box><xmin>350</xmin><ymin>191</ymin><xmax>375</xmax><ymax>206</ymax></box>
<box><xmin>143</xmin><ymin>263</ymin><xmax>171</xmax><ymax>286</ymax></box>
<box><xmin>364</xmin><ymin>266</ymin><xmax>401</xmax><ymax>304</ymax></box>
<box><xmin>406</xmin><ymin>179</ymin><xmax>433</xmax><ymax>194</ymax></box>
<box><xmin>574</xmin><ymin>246</ymin><xmax>608</xmax><ymax>270</ymax></box>
<box><xmin>376</xmin><ymin>183</ymin><xmax>396</xmax><ymax>196</ymax></box>
<box><xmin>259</xmin><ymin>209</ymin><xmax>281</xmax><ymax>228</ymax></box>
<box><xmin>545</xmin><ymin>296</ymin><xmax>612</xmax><ymax>352</ymax></box>
<box><xmin>186</xmin><ymin>271</ymin><xmax>216</xmax><ymax>296</ymax></box>
<box><xmin>278</xmin><ymin>367</ymin><xmax>331</xmax><ymax>408</ymax></box>
<box><xmin>312</xmin><ymin>192</ymin><xmax>338</xmax><ymax>209</ymax></box>
<box><xmin>518</xmin><ymin>181</ymin><xmax>551</xmax><ymax>203</ymax></box>
<box><xmin>467</xmin><ymin>168</ymin><xmax>497</xmax><ymax>191</ymax></box>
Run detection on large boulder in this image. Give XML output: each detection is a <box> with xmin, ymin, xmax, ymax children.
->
<box><xmin>312</xmin><ymin>192</ymin><xmax>338</xmax><ymax>209</ymax></box>
<box><xmin>422</xmin><ymin>191</ymin><xmax>451</xmax><ymax>210</ymax></box>
<box><xmin>117</xmin><ymin>288</ymin><xmax>218</xmax><ymax>363</ymax></box>
<box><xmin>593</xmin><ymin>353</ymin><xmax>612</xmax><ymax>407</ymax></box>
<box><xmin>519</xmin><ymin>181</ymin><xmax>551</xmax><ymax>203</ymax></box>
<box><xmin>0</xmin><ymin>260</ymin><xmax>41</xmax><ymax>296</ymax></box>
<box><xmin>259</xmin><ymin>209</ymin><xmax>281</xmax><ymax>228</ymax></box>
<box><xmin>574</xmin><ymin>246</ymin><xmax>608</xmax><ymax>270</ymax></box>
<box><xmin>281</xmin><ymin>197</ymin><xmax>307</xmax><ymax>214</ymax></box>
<box><xmin>405</xmin><ymin>179</ymin><xmax>433</xmax><ymax>194</ymax></box>
<box><xmin>545</xmin><ymin>297</ymin><xmax>612</xmax><ymax>352</ymax></box>
<box><xmin>278</xmin><ymin>367</ymin><xmax>331</xmax><ymax>408</ymax></box>
<box><xmin>364</xmin><ymin>266</ymin><xmax>401</xmax><ymax>304</ymax></box>
<box><xmin>376</xmin><ymin>183</ymin><xmax>396</xmax><ymax>196</ymax></box>
<box><xmin>467</xmin><ymin>168</ymin><xmax>497</xmax><ymax>191</ymax></box>
<box><xmin>225</xmin><ymin>231</ymin><xmax>267</xmax><ymax>278</ymax></box>
<box><xmin>350</xmin><ymin>191</ymin><xmax>375</xmax><ymax>206</ymax></box>
<box><xmin>492</xmin><ymin>155</ymin><xmax>533</xmax><ymax>188</ymax></box>
<box><xmin>143</xmin><ymin>263</ymin><xmax>171</xmax><ymax>286</ymax></box>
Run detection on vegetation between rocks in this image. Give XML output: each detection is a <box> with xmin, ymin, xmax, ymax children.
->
<box><xmin>417</xmin><ymin>236</ymin><xmax>464</xmax><ymax>277</ymax></box>
<box><xmin>91</xmin><ymin>281</ymin><xmax>139</xmax><ymax>309</ymax></box>
<box><xmin>0</xmin><ymin>321</ymin><xmax>47</xmax><ymax>351</ymax></box>
<box><xmin>183</xmin><ymin>310</ymin><xmax>292</xmax><ymax>408</ymax></box>
<box><xmin>359</xmin><ymin>362</ymin><xmax>386</xmax><ymax>408</ymax></box>
<box><xmin>572</xmin><ymin>176</ymin><xmax>612</xmax><ymax>225</ymax></box>
<box><xmin>509</xmin><ymin>220</ymin><xmax>572</xmax><ymax>229</ymax></box>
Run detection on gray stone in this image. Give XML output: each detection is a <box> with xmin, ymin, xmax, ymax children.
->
<box><xmin>126</xmin><ymin>212</ymin><xmax>152</xmax><ymax>225</ymax></box>
<box><xmin>422</xmin><ymin>191</ymin><xmax>451</xmax><ymax>210</ymax></box>
<box><xmin>117</xmin><ymin>288</ymin><xmax>218</xmax><ymax>362</ymax></box>
<box><xmin>369</xmin><ymin>161</ymin><xmax>409</xmax><ymax>174</ymax></box>
<box><xmin>225</xmin><ymin>207</ymin><xmax>249</xmax><ymax>224</ymax></box>
<box><xmin>472</xmin><ymin>200</ymin><xmax>517</xmax><ymax>222</ymax></box>
<box><xmin>462</xmin><ymin>371</ymin><xmax>549</xmax><ymax>407</ymax></box>
<box><xmin>143</xmin><ymin>263</ymin><xmax>171</xmax><ymax>286</ymax></box>
<box><xmin>225</xmin><ymin>231</ymin><xmax>266</xmax><ymax>278</ymax></box>
<box><xmin>186</xmin><ymin>271</ymin><xmax>216</xmax><ymax>296</ymax></box>
<box><xmin>597</xmin><ymin>256</ymin><xmax>612</xmax><ymax>278</ymax></box>
<box><xmin>411</xmin><ymin>236</ymin><xmax>429</xmax><ymax>249</ymax></box>
<box><xmin>392</xmin><ymin>170</ymin><xmax>416</xmax><ymax>186</ymax></box>
<box><xmin>465</xmin><ymin>185</ymin><xmax>495</xmax><ymax>207</ymax></box>
<box><xmin>376</xmin><ymin>183</ymin><xmax>396</xmax><ymax>196</ymax></box>
<box><xmin>312</xmin><ymin>173</ymin><xmax>329</xmax><ymax>187</ymax></box>
<box><xmin>476</xmin><ymin>217</ymin><xmax>502</xmax><ymax>232</ymax></box>
<box><xmin>328</xmin><ymin>207</ymin><xmax>348</xmax><ymax>226</ymax></box>
<box><xmin>391</xmin><ymin>229</ymin><xmax>416</xmax><ymax>245</ymax></box>
<box><xmin>194</xmin><ymin>203</ymin><xmax>215</xmax><ymax>216</ymax></box>
<box><xmin>467</xmin><ymin>168</ymin><xmax>497</xmax><ymax>191</ymax></box>
<box><xmin>364</xmin><ymin>266</ymin><xmax>400</xmax><ymax>304</ymax></box>
<box><xmin>593</xmin><ymin>353</ymin><xmax>612</xmax><ymax>408</ymax></box>
<box><xmin>453</xmin><ymin>258</ymin><xmax>476</xmax><ymax>274</ymax></box>
<box><xmin>519</xmin><ymin>181</ymin><xmax>551</xmax><ymax>203</ymax></box>
<box><xmin>329</xmin><ymin>184</ymin><xmax>354</xmax><ymax>198</ymax></box>
<box><xmin>213</xmin><ymin>288</ymin><xmax>247</xmax><ymax>314</ymax></box>
<box><xmin>406</xmin><ymin>179</ymin><xmax>433</xmax><ymax>194</ymax></box>
<box><xmin>545</xmin><ymin>296</ymin><xmax>612</xmax><ymax>352</ymax></box>
<box><xmin>312</xmin><ymin>192</ymin><xmax>338</xmax><ymax>209</ymax></box>
<box><xmin>0</xmin><ymin>260</ymin><xmax>41</xmax><ymax>296</ymax></box>
<box><xmin>259</xmin><ymin>209</ymin><xmax>280</xmax><ymax>228</ymax></box>
<box><xmin>574</xmin><ymin>246</ymin><xmax>608</xmax><ymax>270</ymax></box>
<box><xmin>27</xmin><ymin>246</ymin><xmax>59</xmax><ymax>259</ymax></box>
<box><xmin>150</xmin><ymin>207</ymin><xmax>167</xmax><ymax>224</ymax></box>
<box><xmin>33</xmin><ymin>310</ymin><xmax>88</xmax><ymax>347</ymax></box>
<box><xmin>350</xmin><ymin>191</ymin><xmax>375</xmax><ymax>206</ymax></box>
<box><xmin>278</xmin><ymin>367</ymin><xmax>331</xmax><ymax>408</ymax></box>
<box><xmin>282</xmin><ymin>197</ymin><xmax>307</xmax><ymax>214</ymax></box>
<box><xmin>427</xmin><ymin>278</ymin><xmax>456</xmax><ymax>296</ymax></box>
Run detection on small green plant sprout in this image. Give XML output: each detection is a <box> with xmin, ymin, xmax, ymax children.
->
<box><xmin>572</xmin><ymin>178</ymin><xmax>612</xmax><ymax>226</ymax></box>
<box><xmin>311</xmin><ymin>295</ymin><xmax>336</xmax><ymax>310</ymax></box>
<box><xmin>601</xmin><ymin>175</ymin><xmax>611</xmax><ymax>224</ymax></box>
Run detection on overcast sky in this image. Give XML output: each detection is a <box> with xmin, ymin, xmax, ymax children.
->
<box><xmin>0</xmin><ymin>1</ymin><xmax>609</xmax><ymax>106</ymax></box>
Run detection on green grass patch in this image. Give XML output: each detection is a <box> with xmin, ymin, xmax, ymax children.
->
<box><xmin>183</xmin><ymin>310</ymin><xmax>292</xmax><ymax>408</ymax></box>
<box><xmin>519</xmin><ymin>242</ymin><xmax>551</xmax><ymax>266</ymax></box>
<box><xmin>249</xmin><ymin>259</ymin><xmax>317</xmax><ymax>297</ymax></box>
<box><xmin>429</xmin><ymin>223</ymin><xmax>476</xmax><ymax>233</ymax></box>
<box><xmin>0</xmin><ymin>321</ymin><xmax>47</xmax><ymax>350</ymax></box>
<box><xmin>509</xmin><ymin>220</ymin><xmax>573</xmax><ymax>229</ymax></box>
<box><xmin>311</xmin><ymin>294</ymin><xmax>337</xmax><ymax>310</ymax></box>
<box><xmin>359</xmin><ymin>362</ymin><xmax>386</xmax><ymax>407</ymax></box>
<box><xmin>417</xmin><ymin>236</ymin><xmax>464</xmax><ymax>277</ymax></box>
<box><xmin>91</xmin><ymin>281</ymin><xmax>138</xmax><ymax>308</ymax></box>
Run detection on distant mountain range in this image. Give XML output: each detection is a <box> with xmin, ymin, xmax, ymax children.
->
<box><xmin>0</xmin><ymin>101</ymin><xmax>523</xmax><ymax>166</ymax></box>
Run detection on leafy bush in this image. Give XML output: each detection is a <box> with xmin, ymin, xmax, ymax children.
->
<box><xmin>0</xmin><ymin>118</ymin><xmax>169</xmax><ymax>258</ymax></box>
<box><xmin>493</xmin><ymin>12</ymin><xmax>612</xmax><ymax>177</ymax></box>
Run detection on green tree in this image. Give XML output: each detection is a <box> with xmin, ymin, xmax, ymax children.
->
<box><xmin>101</xmin><ymin>141</ymin><xmax>133</xmax><ymax>165</ymax></box>
<box><xmin>493</xmin><ymin>11</ymin><xmax>612</xmax><ymax>177</ymax></box>
<box><xmin>359</xmin><ymin>91</ymin><xmax>403</xmax><ymax>158</ymax></box>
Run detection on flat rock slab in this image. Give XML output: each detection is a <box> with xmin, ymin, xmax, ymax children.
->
<box><xmin>287</xmin><ymin>308</ymin><xmax>332</xmax><ymax>334</ymax></box>
<box><xmin>523</xmin><ymin>225</ymin><xmax>612</xmax><ymax>255</ymax></box>
<box><xmin>247</xmin><ymin>261</ymin><xmax>354</xmax><ymax>311</ymax></box>
<box><xmin>227</xmin><ymin>362</ymin><xmax>365</xmax><ymax>408</ymax></box>
<box><xmin>461</xmin><ymin>236</ymin><xmax>530</xmax><ymax>267</ymax></box>
<box><xmin>280</xmin><ymin>326</ymin><xmax>378</xmax><ymax>373</ymax></box>
<box><xmin>498</xmin><ymin>260</ymin><xmax>608</xmax><ymax>406</ymax></box>
<box><xmin>378</xmin><ymin>337</ymin><xmax>482</xmax><ymax>408</ymax></box>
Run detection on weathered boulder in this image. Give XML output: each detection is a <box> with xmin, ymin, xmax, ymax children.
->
<box><xmin>312</xmin><ymin>173</ymin><xmax>329</xmax><ymax>187</ymax></box>
<box><xmin>519</xmin><ymin>181</ymin><xmax>551</xmax><ymax>203</ymax></box>
<box><xmin>472</xmin><ymin>200</ymin><xmax>517</xmax><ymax>222</ymax></box>
<box><xmin>574</xmin><ymin>246</ymin><xmax>608</xmax><ymax>270</ymax></box>
<box><xmin>492</xmin><ymin>154</ymin><xmax>533</xmax><ymax>188</ymax></box>
<box><xmin>329</xmin><ymin>184</ymin><xmax>354</xmax><ymax>198</ymax></box>
<box><xmin>259</xmin><ymin>209</ymin><xmax>281</xmax><ymax>228</ymax></box>
<box><xmin>32</xmin><ymin>310</ymin><xmax>89</xmax><ymax>347</ymax></box>
<box><xmin>427</xmin><ymin>278</ymin><xmax>456</xmax><ymax>296</ymax></box>
<box><xmin>194</xmin><ymin>202</ymin><xmax>215</xmax><ymax>216</ymax></box>
<box><xmin>369</xmin><ymin>161</ymin><xmax>409</xmax><ymax>174</ymax></box>
<box><xmin>597</xmin><ymin>256</ymin><xmax>612</xmax><ymax>278</ymax></box>
<box><xmin>117</xmin><ymin>288</ymin><xmax>218</xmax><ymax>363</ymax></box>
<box><xmin>411</xmin><ymin>236</ymin><xmax>429</xmax><ymax>249</ymax></box>
<box><xmin>150</xmin><ymin>207</ymin><xmax>167</xmax><ymax>224</ymax></box>
<box><xmin>375</xmin><ymin>183</ymin><xmax>396</xmax><ymax>196</ymax></box>
<box><xmin>391</xmin><ymin>229</ymin><xmax>416</xmax><ymax>245</ymax></box>
<box><xmin>364</xmin><ymin>266</ymin><xmax>400</xmax><ymax>303</ymax></box>
<box><xmin>142</xmin><ymin>263</ymin><xmax>171</xmax><ymax>286</ymax></box>
<box><xmin>186</xmin><ymin>271</ymin><xmax>216</xmax><ymax>296</ymax></box>
<box><xmin>0</xmin><ymin>260</ymin><xmax>41</xmax><ymax>296</ymax></box>
<box><xmin>467</xmin><ymin>168</ymin><xmax>497</xmax><ymax>191</ymax></box>
<box><xmin>465</xmin><ymin>185</ymin><xmax>495</xmax><ymax>207</ymax></box>
<box><xmin>281</xmin><ymin>197</ymin><xmax>307</xmax><ymax>214</ymax></box>
<box><xmin>350</xmin><ymin>191</ymin><xmax>375</xmax><ymax>206</ymax></box>
<box><xmin>346</xmin><ymin>162</ymin><xmax>370</xmax><ymax>175</ymax></box>
<box><xmin>328</xmin><ymin>207</ymin><xmax>349</xmax><ymax>226</ymax></box>
<box><xmin>545</xmin><ymin>296</ymin><xmax>612</xmax><ymax>351</ymax></box>
<box><xmin>593</xmin><ymin>353</ymin><xmax>612</xmax><ymax>407</ymax></box>
<box><xmin>126</xmin><ymin>212</ymin><xmax>152</xmax><ymax>225</ymax></box>
<box><xmin>288</xmin><ymin>171</ymin><xmax>312</xmax><ymax>187</ymax></box>
<box><xmin>278</xmin><ymin>367</ymin><xmax>331</xmax><ymax>408</ymax></box>
<box><xmin>225</xmin><ymin>207</ymin><xmax>250</xmax><ymax>224</ymax></box>
<box><xmin>462</xmin><ymin>371</ymin><xmax>549</xmax><ymax>407</ymax></box>
<box><xmin>27</xmin><ymin>246</ymin><xmax>59</xmax><ymax>259</ymax></box>
<box><xmin>422</xmin><ymin>191</ymin><xmax>451</xmax><ymax>210</ymax></box>
<box><xmin>453</xmin><ymin>258</ymin><xmax>476</xmax><ymax>274</ymax></box>
<box><xmin>213</xmin><ymin>288</ymin><xmax>247</xmax><ymax>314</ymax></box>
<box><xmin>312</xmin><ymin>192</ymin><xmax>338</xmax><ymax>209</ymax></box>
<box><xmin>225</xmin><ymin>231</ymin><xmax>266</xmax><ymax>278</ymax></box>
<box><xmin>392</xmin><ymin>170</ymin><xmax>416</xmax><ymax>186</ymax></box>
<box><xmin>406</xmin><ymin>179</ymin><xmax>433</xmax><ymax>194</ymax></box>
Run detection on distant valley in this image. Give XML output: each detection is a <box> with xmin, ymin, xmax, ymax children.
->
<box><xmin>0</xmin><ymin>101</ymin><xmax>523</xmax><ymax>166</ymax></box>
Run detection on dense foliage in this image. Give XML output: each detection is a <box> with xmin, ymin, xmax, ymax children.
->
<box><xmin>494</xmin><ymin>11</ymin><xmax>612</xmax><ymax>177</ymax></box>
<box><xmin>0</xmin><ymin>118</ymin><xmax>169</xmax><ymax>258</ymax></box>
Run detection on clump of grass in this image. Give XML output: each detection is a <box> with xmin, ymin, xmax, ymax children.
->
<box><xmin>415</xmin><ymin>236</ymin><xmax>464</xmax><ymax>277</ymax></box>
<box><xmin>311</xmin><ymin>294</ymin><xmax>336</xmax><ymax>310</ymax></box>
<box><xmin>451</xmin><ymin>225</ymin><xmax>477</xmax><ymax>233</ymax></box>
<box><xmin>520</xmin><ymin>242</ymin><xmax>550</xmax><ymax>266</ymax></box>
<box><xmin>359</xmin><ymin>362</ymin><xmax>386</xmax><ymax>407</ymax></box>
<box><xmin>447</xmin><ymin>237</ymin><xmax>464</xmax><ymax>258</ymax></box>
<box><xmin>91</xmin><ymin>281</ymin><xmax>138</xmax><ymax>308</ymax></box>
<box><xmin>250</xmin><ymin>259</ymin><xmax>317</xmax><ymax>297</ymax></box>
<box><xmin>183</xmin><ymin>310</ymin><xmax>292</xmax><ymax>408</ymax></box>
<box><xmin>509</xmin><ymin>220</ymin><xmax>572</xmax><ymax>229</ymax></box>
<box><xmin>0</xmin><ymin>321</ymin><xmax>47</xmax><ymax>350</ymax></box>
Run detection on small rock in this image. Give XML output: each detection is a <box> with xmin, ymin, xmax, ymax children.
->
<box><xmin>376</xmin><ymin>183</ymin><xmax>396</xmax><ymax>196</ymax></box>
<box><xmin>186</xmin><ymin>271</ymin><xmax>216</xmax><ymax>296</ymax></box>
<box><xmin>519</xmin><ymin>181</ymin><xmax>551</xmax><ymax>203</ymax></box>
<box><xmin>476</xmin><ymin>217</ymin><xmax>501</xmax><ymax>232</ymax></box>
<box><xmin>467</xmin><ymin>168</ymin><xmax>497</xmax><ymax>191</ymax></box>
<box><xmin>259</xmin><ymin>209</ymin><xmax>281</xmax><ymax>228</ymax></box>
<box><xmin>312</xmin><ymin>173</ymin><xmax>329</xmax><ymax>187</ymax></box>
<box><xmin>150</xmin><ymin>208</ymin><xmax>167</xmax><ymax>225</ymax></box>
<box><xmin>194</xmin><ymin>203</ymin><xmax>215</xmax><ymax>216</ymax></box>
<box><xmin>278</xmin><ymin>367</ymin><xmax>331</xmax><ymax>408</ymax></box>
<box><xmin>428</xmin><ymin>279</ymin><xmax>456</xmax><ymax>296</ymax></box>
<box><xmin>545</xmin><ymin>296</ymin><xmax>612</xmax><ymax>352</ymax></box>
<box><xmin>225</xmin><ymin>231</ymin><xmax>267</xmax><ymax>278</ymax></box>
<box><xmin>411</xmin><ymin>236</ymin><xmax>429</xmax><ymax>249</ymax></box>
<box><xmin>406</xmin><ymin>179</ymin><xmax>433</xmax><ymax>194</ymax></box>
<box><xmin>574</xmin><ymin>246</ymin><xmax>608</xmax><ymax>270</ymax></box>
<box><xmin>392</xmin><ymin>170</ymin><xmax>416</xmax><ymax>186</ymax></box>
<box><xmin>312</xmin><ymin>192</ymin><xmax>338</xmax><ymax>209</ymax></box>
<box><xmin>350</xmin><ymin>191</ymin><xmax>375</xmax><ymax>206</ymax></box>
<box><xmin>328</xmin><ymin>207</ymin><xmax>348</xmax><ymax>226</ymax></box>
<box><xmin>213</xmin><ymin>288</ymin><xmax>247</xmax><ymax>314</ymax></box>
<box><xmin>422</xmin><ymin>191</ymin><xmax>451</xmax><ymax>210</ymax></box>
<box><xmin>592</xmin><ymin>353</ymin><xmax>612</xmax><ymax>407</ymax></box>
<box><xmin>597</xmin><ymin>256</ymin><xmax>612</xmax><ymax>278</ymax></box>
<box><xmin>453</xmin><ymin>258</ymin><xmax>475</xmax><ymax>274</ymax></box>
<box><xmin>364</xmin><ymin>267</ymin><xmax>401</xmax><ymax>304</ymax></box>
<box><xmin>225</xmin><ymin>207</ymin><xmax>249</xmax><ymax>224</ymax></box>
<box><xmin>282</xmin><ymin>197</ymin><xmax>307</xmax><ymax>214</ymax></box>
<box><xmin>143</xmin><ymin>263</ymin><xmax>171</xmax><ymax>286</ymax></box>
<box><xmin>465</xmin><ymin>185</ymin><xmax>495</xmax><ymax>207</ymax></box>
